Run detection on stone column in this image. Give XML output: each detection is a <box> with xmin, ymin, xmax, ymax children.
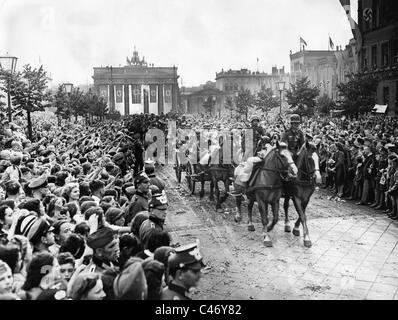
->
<box><xmin>124</xmin><ymin>84</ymin><xmax>129</xmax><ymax>116</ymax></box>
<box><xmin>158</xmin><ymin>84</ymin><xmax>164</xmax><ymax>114</ymax></box>
<box><xmin>109</xmin><ymin>84</ymin><xmax>115</xmax><ymax>112</ymax></box>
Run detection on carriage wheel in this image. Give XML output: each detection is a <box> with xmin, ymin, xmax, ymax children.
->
<box><xmin>174</xmin><ymin>165</ymin><xmax>182</xmax><ymax>183</ymax></box>
<box><xmin>186</xmin><ymin>162</ymin><xmax>193</xmax><ymax>192</ymax></box>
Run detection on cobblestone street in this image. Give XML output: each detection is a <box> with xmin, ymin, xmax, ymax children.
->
<box><xmin>159</xmin><ymin>165</ymin><xmax>398</xmax><ymax>300</ymax></box>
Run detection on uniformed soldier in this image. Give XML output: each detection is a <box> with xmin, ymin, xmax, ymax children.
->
<box><xmin>161</xmin><ymin>242</ymin><xmax>205</xmax><ymax>300</ymax></box>
<box><xmin>139</xmin><ymin>190</ymin><xmax>168</xmax><ymax>248</ymax></box>
<box><xmin>85</xmin><ymin>227</ymin><xmax>120</xmax><ymax>274</ymax></box>
<box><xmin>125</xmin><ymin>172</ymin><xmax>150</xmax><ymax>226</ymax></box>
<box><xmin>250</xmin><ymin>116</ymin><xmax>266</xmax><ymax>155</ymax></box>
<box><xmin>85</xmin><ymin>226</ymin><xmax>120</xmax><ymax>299</ymax></box>
<box><xmin>144</xmin><ymin>159</ymin><xmax>166</xmax><ymax>194</ymax></box>
<box><xmin>28</xmin><ymin>175</ymin><xmax>50</xmax><ymax>201</ymax></box>
<box><xmin>281</xmin><ymin>114</ymin><xmax>305</xmax><ymax>161</ymax></box>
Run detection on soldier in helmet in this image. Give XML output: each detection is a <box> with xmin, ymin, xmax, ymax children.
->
<box><xmin>250</xmin><ymin>116</ymin><xmax>266</xmax><ymax>155</ymax></box>
<box><xmin>281</xmin><ymin>114</ymin><xmax>305</xmax><ymax>161</ymax></box>
<box><xmin>161</xmin><ymin>242</ymin><xmax>205</xmax><ymax>300</ymax></box>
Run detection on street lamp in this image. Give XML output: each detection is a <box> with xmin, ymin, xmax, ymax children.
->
<box><xmin>62</xmin><ymin>83</ymin><xmax>73</xmax><ymax>125</ymax></box>
<box><xmin>276</xmin><ymin>81</ymin><xmax>286</xmax><ymax>115</ymax></box>
<box><xmin>0</xmin><ymin>54</ymin><xmax>18</xmax><ymax>122</ymax></box>
<box><xmin>63</xmin><ymin>82</ymin><xmax>73</xmax><ymax>94</ymax></box>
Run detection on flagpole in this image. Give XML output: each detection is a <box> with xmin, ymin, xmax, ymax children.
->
<box><xmin>328</xmin><ymin>34</ymin><xmax>330</xmax><ymax>51</ymax></box>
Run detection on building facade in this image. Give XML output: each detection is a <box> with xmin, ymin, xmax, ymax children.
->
<box><xmin>92</xmin><ymin>48</ymin><xmax>179</xmax><ymax>116</ymax></box>
<box><xmin>290</xmin><ymin>46</ymin><xmax>356</xmax><ymax>101</ymax></box>
<box><xmin>215</xmin><ymin>67</ymin><xmax>290</xmax><ymax>96</ymax></box>
<box><xmin>358</xmin><ymin>0</ymin><xmax>398</xmax><ymax>115</ymax></box>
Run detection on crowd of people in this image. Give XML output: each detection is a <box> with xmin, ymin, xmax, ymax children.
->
<box><xmin>0</xmin><ymin>108</ymin><xmax>397</xmax><ymax>300</ymax></box>
<box><xmin>0</xmin><ymin>113</ymin><xmax>204</xmax><ymax>300</ymax></box>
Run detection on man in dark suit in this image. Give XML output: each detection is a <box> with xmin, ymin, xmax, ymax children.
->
<box><xmin>357</xmin><ymin>146</ymin><xmax>376</xmax><ymax>205</ymax></box>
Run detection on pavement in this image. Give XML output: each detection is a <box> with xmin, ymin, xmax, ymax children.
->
<box><xmin>159</xmin><ymin>165</ymin><xmax>398</xmax><ymax>300</ymax></box>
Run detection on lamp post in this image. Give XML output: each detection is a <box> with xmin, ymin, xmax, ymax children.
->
<box><xmin>276</xmin><ymin>81</ymin><xmax>286</xmax><ymax>115</ymax></box>
<box><xmin>62</xmin><ymin>82</ymin><xmax>73</xmax><ymax>124</ymax></box>
<box><xmin>0</xmin><ymin>54</ymin><xmax>18</xmax><ymax>123</ymax></box>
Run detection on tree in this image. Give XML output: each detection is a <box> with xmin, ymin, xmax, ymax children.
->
<box><xmin>224</xmin><ymin>96</ymin><xmax>235</xmax><ymax>116</ymax></box>
<box><xmin>9</xmin><ymin>64</ymin><xmax>52</xmax><ymax>141</ymax></box>
<box><xmin>285</xmin><ymin>76</ymin><xmax>319</xmax><ymax>117</ymax></box>
<box><xmin>255</xmin><ymin>88</ymin><xmax>279</xmax><ymax>115</ymax></box>
<box><xmin>89</xmin><ymin>95</ymin><xmax>108</xmax><ymax>121</ymax></box>
<box><xmin>236</xmin><ymin>89</ymin><xmax>255</xmax><ymax>120</ymax></box>
<box><xmin>52</xmin><ymin>85</ymin><xmax>69</xmax><ymax>124</ymax></box>
<box><xmin>317</xmin><ymin>94</ymin><xmax>336</xmax><ymax>115</ymax></box>
<box><xmin>202</xmin><ymin>96</ymin><xmax>215</xmax><ymax>115</ymax></box>
<box><xmin>337</xmin><ymin>73</ymin><xmax>379</xmax><ymax>115</ymax></box>
<box><xmin>68</xmin><ymin>87</ymin><xmax>85</xmax><ymax>121</ymax></box>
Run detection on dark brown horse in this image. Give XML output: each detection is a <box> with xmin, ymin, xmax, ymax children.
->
<box><xmin>234</xmin><ymin>142</ymin><xmax>298</xmax><ymax>246</ymax></box>
<box><xmin>283</xmin><ymin>141</ymin><xmax>322</xmax><ymax>247</ymax></box>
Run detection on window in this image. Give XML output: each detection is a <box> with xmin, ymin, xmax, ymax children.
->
<box><xmin>392</xmin><ymin>39</ymin><xmax>398</xmax><ymax>65</ymax></box>
<box><xmin>381</xmin><ymin>42</ymin><xmax>390</xmax><ymax>67</ymax></box>
<box><xmin>233</xmin><ymin>83</ymin><xmax>239</xmax><ymax>91</ymax></box>
<box><xmin>383</xmin><ymin>86</ymin><xmax>389</xmax><ymax>105</ymax></box>
<box><xmin>362</xmin><ymin>47</ymin><xmax>368</xmax><ymax>70</ymax></box>
<box><xmin>371</xmin><ymin>45</ymin><xmax>378</xmax><ymax>69</ymax></box>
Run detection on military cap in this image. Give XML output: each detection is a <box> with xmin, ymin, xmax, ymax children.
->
<box><xmin>290</xmin><ymin>114</ymin><xmax>301</xmax><ymax>123</ymax></box>
<box><xmin>168</xmin><ymin>242</ymin><xmax>205</xmax><ymax>271</ymax></box>
<box><xmin>28</xmin><ymin>175</ymin><xmax>48</xmax><ymax>190</ymax></box>
<box><xmin>149</xmin><ymin>191</ymin><xmax>168</xmax><ymax>211</ymax></box>
<box><xmin>134</xmin><ymin>172</ymin><xmax>150</xmax><ymax>186</ymax></box>
<box><xmin>250</xmin><ymin>116</ymin><xmax>260</xmax><ymax>122</ymax></box>
<box><xmin>86</xmin><ymin>227</ymin><xmax>115</xmax><ymax>250</ymax></box>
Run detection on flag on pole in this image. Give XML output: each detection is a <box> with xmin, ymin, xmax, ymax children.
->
<box><xmin>338</xmin><ymin>0</ymin><xmax>362</xmax><ymax>53</ymax></box>
<box><xmin>329</xmin><ymin>36</ymin><xmax>334</xmax><ymax>50</ymax></box>
<box><xmin>300</xmin><ymin>37</ymin><xmax>308</xmax><ymax>46</ymax></box>
<box><xmin>131</xmin><ymin>84</ymin><xmax>141</xmax><ymax>104</ymax></box>
<box><xmin>115</xmin><ymin>85</ymin><xmax>123</xmax><ymax>103</ymax></box>
<box><xmin>339</xmin><ymin>0</ymin><xmax>350</xmax><ymax>15</ymax></box>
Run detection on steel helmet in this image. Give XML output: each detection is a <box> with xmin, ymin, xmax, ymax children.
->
<box><xmin>290</xmin><ymin>114</ymin><xmax>301</xmax><ymax>123</ymax></box>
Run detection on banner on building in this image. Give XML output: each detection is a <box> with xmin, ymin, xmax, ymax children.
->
<box><xmin>115</xmin><ymin>85</ymin><xmax>123</xmax><ymax>103</ymax></box>
<box><xmin>131</xmin><ymin>84</ymin><xmax>141</xmax><ymax>104</ymax></box>
<box><xmin>150</xmin><ymin>85</ymin><xmax>157</xmax><ymax>103</ymax></box>
<box><xmin>99</xmin><ymin>85</ymin><xmax>108</xmax><ymax>102</ymax></box>
<box><xmin>164</xmin><ymin>85</ymin><xmax>172</xmax><ymax>103</ymax></box>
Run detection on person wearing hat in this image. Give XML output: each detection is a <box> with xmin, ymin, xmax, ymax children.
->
<box><xmin>18</xmin><ymin>215</ymin><xmax>55</xmax><ymax>254</ymax></box>
<box><xmin>125</xmin><ymin>172</ymin><xmax>150</xmax><ymax>226</ymax></box>
<box><xmin>28</xmin><ymin>175</ymin><xmax>49</xmax><ymax>201</ymax></box>
<box><xmin>250</xmin><ymin>116</ymin><xmax>266</xmax><ymax>155</ymax></box>
<box><xmin>84</xmin><ymin>227</ymin><xmax>119</xmax><ymax>275</ymax></box>
<box><xmin>138</xmin><ymin>190</ymin><xmax>168</xmax><ymax>249</ymax></box>
<box><xmin>357</xmin><ymin>145</ymin><xmax>376</xmax><ymax>206</ymax></box>
<box><xmin>281</xmin><ymin>114</ymin><xmax>304</xmax><ymax>160</ymax></box>
<box><xmin>386</xmin><ymin>157</ymin><xmax>398</xmax><ymax>220</ymax></box>
<box><xmin>161</xmin><ymin>242</ymin><xmax>205</xmax><ymax>300</ymax></box>
<box><xmin>145</xmin><ymin>159</ymin><xmax>166</xmax><ymax>194</ymax></box>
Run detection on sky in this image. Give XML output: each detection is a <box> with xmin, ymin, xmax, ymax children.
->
<box><xmin>0</xmin><ymin>0</ymin><xmax>358</xmax><ymax>88</ymax></box>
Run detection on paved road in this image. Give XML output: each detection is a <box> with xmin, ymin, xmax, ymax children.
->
<box><xmin>159</xmin><ymin>165</ymin><xmax>398</xmax><ymax>300</ymax></box>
